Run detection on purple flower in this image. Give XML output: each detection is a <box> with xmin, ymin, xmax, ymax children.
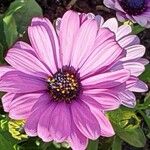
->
<box><xmin>0</xmin><ymin>11</ymin><xmax>148</xmax><ymax>150</ymax></box>
<box><xmin>104</xmin><ymin>0</ymin><xmax>150</xmax><ymax>27</ymax></box>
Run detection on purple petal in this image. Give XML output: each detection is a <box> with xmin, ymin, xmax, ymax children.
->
<box><xmin>81</xmin><ymin>93</ymin><xmax>120</xmax><ymax>111</ymax></box>
<box><xmin>71</xmin><ymin>100</ymin><xmax>101</xmax><ymax>139</ymax></box>
<box><xmin>38</xmin><ymin>102</ymin><xmax>56</xmax><ymax>142</ymax></box>
<box><xmin>49</xmin><ymin>102</ymin><xmax>71</xmax><ymax>142</ymax></box>
<box><xmin>59</xmin><ymin>10</ymin><xmax>80</xmax><ymax>66</ymax></box>
<box><xmin>82</xmin><ymin>69</ymin><xmax>130</xmax><ymax>89</ymax></box>
<box><xmin>5</xmin><ymin>48</ymin><xmax>50</xmax><ymax>78</ymax></box>
<box><xmin>28</xmin><ymin>17</ymin><xmax>61</xmax><ymax>73</ymax></box>
<box><xmin>24</xmin><ymin>93</ymin><xmax>50</xmax><ymax>136</ymax></box>
<box><xmin>92</xmin><ymin>109</ymin><xmax>115</xmax><ymax>137</ymax></box>
<box><xmin>2</xmin><ymin>93</ymin><xmax>16</xmax><ymax>112</ymax></box>
<box><xmin>0</xmin><ymin>71</ymin><xmax>47</xmax><ymax>93</ymax></box>
<box><xmin>9</xmin><ymin>93</ymin><xmax>43</xmax><ymax>119</ymax></box>
<box><xmin>67</xmin><ymin>121</ymin><xmax>88</xmax><ymax>150</ymax></box>
<box><xmin>79</xmin><ymin>28</ymin><xmax>122</xmax><ymax>77</ymax></box>
<box><xmin>13</xmin><ymin>41</ymin><xmax>37</xmax><ymax>57</ymax></box>
<box><xmin>71</xmin><ymin>19</ymin><xmax>98</xmax><ymax>69</ymax></box>
<box><xmin>0</xmin><ymin>66</ymin><xmax>15</xmax><ymax>79</ymax></box>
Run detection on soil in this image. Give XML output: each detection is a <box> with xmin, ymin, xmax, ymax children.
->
<box><xmin>0</xmin><ymin>0</ymin><xmax>150</xmax><ymax>150</ymax></box>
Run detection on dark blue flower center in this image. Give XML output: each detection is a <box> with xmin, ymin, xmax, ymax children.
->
<box><xmin>120</xmin><ymin>0</ymin><xmax>146</xmax><ymax>15</ymax></box>
<box><xmin>47</xmin><ymin>66</ymin><xmax>81</xmax><ymax>102</ymax></box>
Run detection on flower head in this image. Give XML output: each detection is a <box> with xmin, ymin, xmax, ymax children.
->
<box><xmin>0</xmin><ymin>10</ymin><xmax>148</xmax><ymax>150</ymax></box>
<box><xmin>103</xmin><ymin>0</ymin><xmax>150</xmax><ymax>27</ymax></box>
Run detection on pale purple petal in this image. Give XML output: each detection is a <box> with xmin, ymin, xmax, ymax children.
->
<box><xmin>118</xmin><ymin>35</ymin><xmax>140</xmax><ymax>48</ymax></box>
<box><xmin>102</xmin><ymin>18</ymin><xmax>118</xmax><ymax>33</ymax></box>
<box><xmin>121</xmin><ymin>45</ymin><xmax>146</xmax><ymax>61</ymax></box>
<box><xmin>118</xmin><ymin>91</ymin><xmax>136</xmax><ymax>108</ymax></box>
<box><xmin>116</xmin><ymin>25</ymin><xmax>132</xmax><ymax>40</ymax></box>
<box><xmin>129</xmin><ymin>80</ymin><xmax>148</xmax><ymax>92</ymax></box>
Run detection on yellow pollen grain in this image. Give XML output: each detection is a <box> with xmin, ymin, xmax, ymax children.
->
<box><xmin>62</xmin><ymin>90</ymin><xmax>65</xmax><ymax>94</ymax></box>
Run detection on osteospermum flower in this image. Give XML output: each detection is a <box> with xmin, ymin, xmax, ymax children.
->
<box><xmin>103</xmin><ymin>0</ymin><xmax>150</xmax><ymax>28</ymax></box>
<box><xmin>0</xmin><ymin>10</ymin><xmax>147</xmax><ymax>150</ymax></box>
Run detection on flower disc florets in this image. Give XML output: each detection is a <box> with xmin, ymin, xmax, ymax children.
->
<box><xmin>47</xmin><ymin>66</ymin><xmax>81</xmax><ymax>102</ymax></box>
<box><xmin>120</xmin><ymin>0</ymin><xmax>146</xmax><ymax>15</ymax></box>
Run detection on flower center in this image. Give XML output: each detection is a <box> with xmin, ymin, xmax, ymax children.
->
<box><xmin>120</xmin><ymin>0</ymin><xmax>146</xmax><ymax>15</ymax></box>
<box><xmin>47</xmin><ymin>66</ymin><xmax>81</xmax><ymax>103</ymax></box>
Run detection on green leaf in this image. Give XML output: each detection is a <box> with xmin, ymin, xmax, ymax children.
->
<box><xmin>132</xmin><ymin>24</ymin><xmax>145</xmax><ymax>34</ymax></box>
<box><xmin>0</xmin><ymin>133</ymin><xmax>14</xmax><ymax>150</ymax></box>
<box><xmin>140</xmin><ymin>64</ymin><xmax>150</xmax><ymax>82</ymax></box>
<box><xmin>107</xmin><ymin>107</ymin><xmax>141</xmax><ymax>132</ymax></box>
<box><xmin>87</xmin><ymin>139</ymin><xmax>99</xmax><ymax>150</ymax></box>
<box><xmin>3</xmin><ymin>14</ymin><xmax>18</xmax><ymax>47</ymax></box>
<box><xmin>12</xmin><ymin>0</ymin><xmax>42</xmax><ymax>34</ymax></box>
<box><xmin>2</xmin><ymin>0</ymin><xmax>42</xmax><ymax>48</ymax></box>
<box><xmin>112</xmin><ymin>136</ymin><xmax>122</xmax><ymax>150</ymax></box>
<box><xmin>0</xmin><ymin>43</ymin><xmax>4</xmax><ymax>63</ymax></box>
<box><xmin>117</xmin><ymin>128</ymin><xmax>146</xmax><ymax>147</ymax></box>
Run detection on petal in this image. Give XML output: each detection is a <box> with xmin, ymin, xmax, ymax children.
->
<box><xmin>118</xmin><ymin>35</ymin><xmax>140</xmax><ymax>48</ymax></box>
<box><xmin>67</xmin><ymin>121</ymin><xmax>88</xmax><ymax>150</ymax></box>
<box><xmin>82</xmin><ymin>69</ymin><xmax>130</xmax><ymax>89</ymax></box>
<box><xmin>81</xmin><ymin>93</ymin><xmax>120</xmax><ymax>111</ymax></box>
<box><xmin>24</xmin><ymin>93</ymin><xmax>50</xmax><ymax>136</ymax></box>
<box><xmin>13</xmin><ymin>41</ymin><xmax>37</xmax><ymax>56</ymax></box>
<box><xmin>0</xmin><ymin>66</ymin><xmax>15</xmax><ymax>78</ymax></box>
<box><xmin>121</xmin><ymin>45</ymin><xmax>146</xmax><ymax>61</ymax></box>
<box><xmin>91</xmin><ymin>109</ymin><xmax>115</xmax><ymax>137</ymax></box>
<box><xmin>49</xmin><ymin>102</ymin><xmax>71</xmax><ymax>142</ymax></box>
<box><xmin>118</xmin><ymin>91</ymin><xmax>136</xmax><ymax>108</ymax></box>
<box><xmin>102</xmin><ymin>18</ymin><xmax>118</xmax><ymax>33</ymax></box>
<box><xmin>122</xmin><ymin>62</ymin><xmax>145</xmax><ymax>76</ymax></box>
<box><xmin>59</xmin><ymin>10</ymin><xmax>80</xmax><ymax>66</ymax></box>
<box><xmin>9</xmin><ymin>93</ymin><xmax>43</xmax><ymax>119</ymax></box>
<box><xmin>5</xmin><ymin>48</ymin><xmax>50</xmax><ymax>78</ymax></box>
<box><xmin>116</xmin><ymin>25</ymin><xmax>132</xmax><ymax>40</ymax></box>
<box><xmin>2</xmin><ymin>93</ymin><xmax>16</xmax><ymax>112</ymax></box>
<box><xmin>138</xmin><ymin>58</ymin><xmax>149</xmax><ymax>65</ymax></box>
<box><xmin>0</xmin><ymin>71</ymin><xmax>47</xmax><ymax>93</ymax></box>
<box><xmin>71</xmin><ymin>100</ymin><xmax>101</xmax><ymax>139</ymax></box>
<box><xmin>38</xmin><ymin>102</ymin><xmax>56</xmax><ymax>142</ymax></box>
<box><xmin>79</xmin><ymin>28</ymin><xmax>122</xmax><ymax>77</ymax></box>
<box><xmin>103</xmin><ymin>0</ymin><xmax>116</xmax><ymax>9</ymax></box>
<box><xmin>71</xmin><ymin>19</ymin><xmax>98</xmax><ymax>69</ymax></box>
<box><xmin>129</xmin><ymin>80</ymin><xmax>148</xmax><ymax>92</ymax></box>
<box><xmin>29</xmin><ymin>17</ymin><xmax>61</xmax><ymax>71</ymax></box>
